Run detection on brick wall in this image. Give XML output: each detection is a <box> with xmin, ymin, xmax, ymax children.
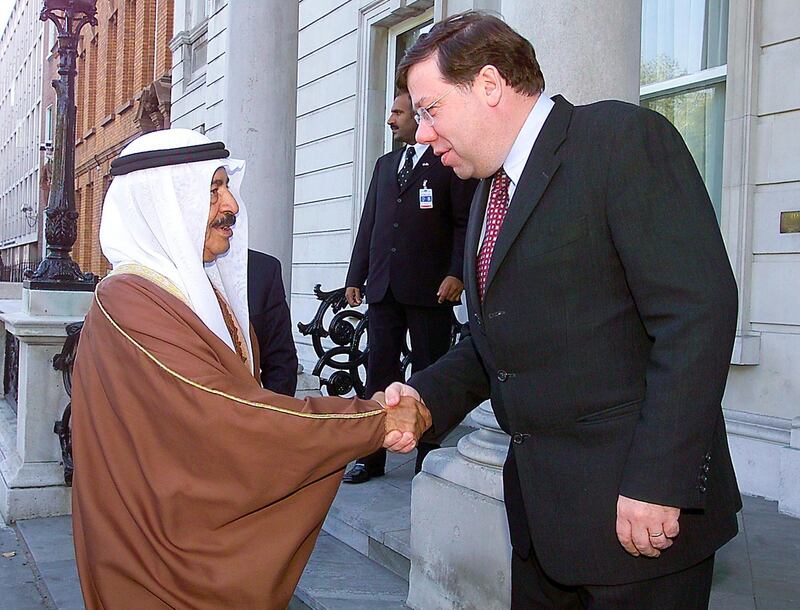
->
<box><xmin>71</xmin><ymin>0</ymin><xmax>173</xmax><ymax>276</ymax></box>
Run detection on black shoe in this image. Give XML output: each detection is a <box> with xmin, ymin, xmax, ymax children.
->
<box><xmin>342</xmin><ymin>463</ymin><xmax>385</xmax><ymax>484</ymax></box>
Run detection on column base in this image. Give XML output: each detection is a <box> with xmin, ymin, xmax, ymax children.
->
<box><xmin>0</xmin><ymin>475</ymin><xmax>71</xmax><ymax>524</ymax></box>
<box><xmin>406</xmin><ymin>448</ymin><xmax>511</xmax><ymax>610</ymax></box>
<box><xmin>779</xmin><ymin>445</ymin><xmax>800</xmax><ymax>518</ymax></box>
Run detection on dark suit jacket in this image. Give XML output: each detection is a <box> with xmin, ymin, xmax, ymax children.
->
<box><xmin>410</xmin><ymin>96</ymin><xmax>741</xmax><ymax>586</ymax></box>
<box><xmin>346</xmin><ymin>146</ymin><xmax>477</xmax><ymax>307</ymax></box>
<box><xmin>247</xmin><ymin>250</ymin><xmax>298</xmax><ymax>396</ymax></box>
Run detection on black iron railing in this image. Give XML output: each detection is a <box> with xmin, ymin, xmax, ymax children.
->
<box><xmin>0</xmin><ymin>260</ymin><xmax>42</xmax><ymax>283</ymax></box>
<box><xmin>297</xmin><ymin>285</ymin><xmax>464</xmax><ymax>399</ymax></box>
<box><xmin>52</xmin><ymin>321</ymin><xmax>83</xmax><ymax>486</ymax></box>
<box><xmin>3</xmin><ymin>332</ymin><xmax>20</xmax><ymax>412</ymax></box>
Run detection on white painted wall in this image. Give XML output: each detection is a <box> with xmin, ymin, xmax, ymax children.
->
<box><xmin>292</xmin><ymin>0</ymin><xmax>362</xmax><ymax>367</ymax></box>
<box><xmin>718</xmin><ymin>0</ymin><xmax>800</xmax><ymax>514</ymax></box>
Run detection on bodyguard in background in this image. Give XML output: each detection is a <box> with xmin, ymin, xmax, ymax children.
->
<box><xmin>343</xmin><ymin>92</ymin><xmax>478</xmax><ymax>483</ymax></box>
<box><xmin>248</xmin><ymin>249</ymin><xmax>298</xmax><ymax>396</ymax></box>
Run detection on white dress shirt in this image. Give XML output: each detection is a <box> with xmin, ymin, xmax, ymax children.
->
<box><xmin>478</xmin><ymin>93</ymin><xmax>555</xmax><ymax>250</ymax></box>
<box><xmin>397</xmin><ymin>142</ymin><xmax>430</xmax><ymax>174</ymax></box>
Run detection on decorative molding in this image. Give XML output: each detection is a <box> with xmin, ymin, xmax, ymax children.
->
<box><xmin>730</xmin><ymin>331</ymin><xmax>761</xmax><ymax>365</ymax></box>
<box><xmin>724</xmin><ymin>408</ymin><xmax>792</xmax><ymax>445</ymax></box>
<box><xmin>720</xmin><ymin>0</ymin><xmax>760</xmax><ymax>341</ymax></box>
<box><xmin>115</xmin><ymin>99</ymin><xmax>133</xmax><ymax>115</ymax></box>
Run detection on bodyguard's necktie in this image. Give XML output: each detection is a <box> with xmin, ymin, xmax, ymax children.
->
<box><xmin>397</xmin><ymin>146</ymin><xmax>416</xmax><ymax>189</ymax></box>
<box><xmin>477</xmin><ymin>167</ymin><xmax>511</xmax><ymax>301</ymax></box>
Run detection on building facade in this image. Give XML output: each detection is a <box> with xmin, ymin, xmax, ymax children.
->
<box><xmin>177</xmin><ymin>0</ymin><xmax>799</xmax><ymax>515</ymax></box>
<box><xmin>0</xmin><ymin>0</ymin><xmax>45</xmax><ymax>273</ymax></box>
<box><xmin>71</xmin><ymin>0</ymin><xmax>174</xmax><ymax>276</ymax></box>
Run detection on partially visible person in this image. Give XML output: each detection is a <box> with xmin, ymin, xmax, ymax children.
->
<box><xmin>343</xmin><ymin>92</ymin><xmax>478</xmax><ymax>483</ymax></box>
<box><xmin>248</xmin><ymin>249</ymin><xmax>298</xmax><ymax>396</ymax></box>
<box><xmin>387</xmin><ymin>11</ymin><xmax>740</xmax><ymax>609</ymax></box>
<box><xmin>71</xmin><ymin>129</ymin><xmax>431</xmax><ymax>610</ymax></box>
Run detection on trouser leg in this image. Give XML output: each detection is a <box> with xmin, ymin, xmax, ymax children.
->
<box><xmin>359</xmin><ymin>292</ymin><xmax>406</xmax><ymax>473</ymax></box>
<box><xmin>579</xmin><ymin>553</ymin><xmax>715</xmax><ymax>610</ymax></box>
<box><xmin>405</xmin><ymin>304</ymin><xmax>454</xmax><ymax>473</ymax></box>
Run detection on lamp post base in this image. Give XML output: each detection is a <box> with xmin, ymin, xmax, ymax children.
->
<box><xmin>23</xmin><ymin>258</ymin><xmax>97</xmax><ymax>292</ymax></box>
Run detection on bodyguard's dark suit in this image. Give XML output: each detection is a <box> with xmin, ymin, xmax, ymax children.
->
<box><xmin>347</xmin><ymin>146</ymin><xmax>477</xmax><ymax>472</ymax></box>
<box><xmin>347</xmin><ymin>146</ymin><xmax>476</xmax><ymax>307</ymax></box>
<box><xmin>247</xmin><ymin>250</ymin><xmax>298</xmax><ymax>396</ymax></box>
<box><xmin>410</xmin><ymin>96</ymin><xmax>741</xmax><ymax>587</ymax></box>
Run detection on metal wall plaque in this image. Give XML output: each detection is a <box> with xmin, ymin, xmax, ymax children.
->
<box><xmin>780</xmin><ymin>211</ymin><xmax>800</xmax><ymax>234</ymax></box>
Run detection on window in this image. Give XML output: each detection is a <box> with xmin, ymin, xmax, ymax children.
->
<box><xmin>122</xmin><ymin>0</ymin><xmax>136</xmax><ymax>101</ymax></box>
<box><xmin>187</xmin><ymin>31</ymin><xmax>208</xmax><ymax>82</ymax></box>
<box><xmin>640</xmin><ymin>0</ymin><xmax>729</xmax><ymax>218</ymax></box>
<box><xmin>385</xmin><ymin>13</ymin><xmax>433</xmax><ymax>152</ymax></box>
<box><xmin>178</xmin><ymin>0</ymin><xmax>212</xmax><ymax>89</ymax></box>
<box><xmin>48</xmin><ymin>21</ymin><xmax>57</xmax><ymax>54</ymax></box>
<box><xmin>87</xmin><ymin>36</ymin><xmax>98</xmax><ymax>129</ymax></box>
<box><xmin>105</xmin><ymin>13</ymin><xmax>118</xmax><ymax>116</ymax></box>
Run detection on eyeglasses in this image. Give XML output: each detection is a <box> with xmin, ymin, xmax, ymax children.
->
<box><xmin>414</xmin><ymin>87</ymin><xmax>456</xmax><ymax>127</ymax></box>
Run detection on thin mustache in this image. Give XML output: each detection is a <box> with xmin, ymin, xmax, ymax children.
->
<box><xmin>211</xmin><ymin>212</ymin><xmax>236</xmax><ymax>229</ymax></box>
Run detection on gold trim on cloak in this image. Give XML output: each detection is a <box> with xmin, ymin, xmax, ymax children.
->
<box><xmin>93</xmin><ymin>275</ymin><xmax>385</xmax><ymax>420</ymax></box>
<box><xmin>109</xmin><ymin>264</ymin><xmax>190</xmax><ymax>305</ymax></box>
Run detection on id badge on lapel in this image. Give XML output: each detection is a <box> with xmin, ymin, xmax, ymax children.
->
<box><xmin>419</xmin><ymin>180</ymin><xmax>433</xmax><ymax>209</ymax></box>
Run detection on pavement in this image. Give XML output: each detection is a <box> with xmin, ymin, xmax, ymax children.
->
<box><xmin>1</xmin><ymin>489</ymin><xmax>799</xmax><ymax>609</ymax></box>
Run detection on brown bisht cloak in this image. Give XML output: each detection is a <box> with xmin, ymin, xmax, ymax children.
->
<box><xmin>71</xmin><ymin>273</ymin><xmax>386</xmax><ymax>609</ymax></box>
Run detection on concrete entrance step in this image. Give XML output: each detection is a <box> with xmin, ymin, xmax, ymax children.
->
<box><xmin>290</xmin><ymin>532</ymin><xmax>409</xmax><ymax>610</ymax></box>
<box><xmin>320</xmin><ymin>425</ymin><xmax>475</xmax><ymax>581</ymax></box>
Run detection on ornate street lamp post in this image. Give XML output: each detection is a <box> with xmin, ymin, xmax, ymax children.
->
<box><xmin>25</xmin><ymin>0</ymin><xmax>98</xmax><ymax>290</ymax></box>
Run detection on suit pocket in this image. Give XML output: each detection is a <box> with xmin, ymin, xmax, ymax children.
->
<box><xmin>520</xmin><ymin>215</ymin><xmax>588</xmax><ymax>261</ymax></box>
<box><xmin>575</xmin><ymin>398</ymin><xmax>643</xmax><ymax>425</ymax></box>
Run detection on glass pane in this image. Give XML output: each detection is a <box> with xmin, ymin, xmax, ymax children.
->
<box><xmin>641</xmin><ymin>0</ymin><xmax>729</xmax><ymax>85</ymax></box>
<box><xmin>395</xmin><ymin>20</ymin><xmax>433</xmax><ymax>71</ymax></box>
<box><xmin>642</xmin><ymin>82</ymin><xmax>726</xmax><ymax>218</ymax></box>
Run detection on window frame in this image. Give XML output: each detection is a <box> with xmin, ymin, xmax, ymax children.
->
<box><xmin>384</xmin><ymin>11</ymin><xmax>434</xmax><ymax>153</ymax></box>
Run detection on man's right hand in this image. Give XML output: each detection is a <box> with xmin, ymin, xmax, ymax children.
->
<box><xmin>383</xmin><ymin>395</ymin><xmax>432</xmax><ymax>453</ymax></box>
<box><xmin>345</xmin><ymin>287</ymin><xmax>362</xmax><ymax>307</ymax></box>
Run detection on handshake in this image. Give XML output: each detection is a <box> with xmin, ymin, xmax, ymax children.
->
<box><xmin>374</xmin><ymin>383</ymin><xmax>432</xmax><ymax>454</ymax></box>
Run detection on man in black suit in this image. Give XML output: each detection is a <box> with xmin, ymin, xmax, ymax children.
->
<box><xmin>343</xmin><ymin>92</ymin><xmax>478</xmax><ymax>483</ymax></box>
<box><xmin>387</xmin><ymin>12</ymin><xmax>741</xmax><ymax>608</ymax></box>
<box><xmin>247</xmin><ymin>249</ymin><xmax>298</xmax><ymax>396</ymax></box>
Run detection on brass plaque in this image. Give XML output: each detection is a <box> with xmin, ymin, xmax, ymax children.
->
<box><xmin>780</xmin><ymin>211</ymin><xmax>800</xmax><ymax>234</ymax></box>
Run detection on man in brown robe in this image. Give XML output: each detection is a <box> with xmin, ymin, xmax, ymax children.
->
<box><xmin>71</xmin><ymin>129</ymin><xmax>430</xmax><ymax>609</ymax></box>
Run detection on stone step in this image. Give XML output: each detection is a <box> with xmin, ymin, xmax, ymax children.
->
<box><xmin>320</xmin><ymin>425</ymin><xmax>475</xmax><ymax>581</ymax></box>
<box><xmin>290</xmin><ymin>532</ymin><xmax>409</xmax><ymax>610</ymax></box>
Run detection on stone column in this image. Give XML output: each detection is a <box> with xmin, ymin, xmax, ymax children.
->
<box><xmin>780</xmin><ymin>418</ymin><xmax>800</xmax><ymax>518</ymax></box>
<box><xmin>223</xmin><ymin>1</ymin><xmax>299</xmax><ymax>293</ymax></box>
<box><xmin>502</xmin><ymin>0</ymin><xmax>642</xmax><ymax>105</ymax></box>
<box><xmin>405</xmin><ymin>2</ymin><xmax>642</xmax><ymax>607</ymax></box>
<box><xmin>0</xmin><ymin>289</ymin><xmax>92</xmax><ymax>522</ymax></box>
<box><xmin>407</xmin><ymin>401</ymin><xmax>511</xmax><ymax>609</ymax></box>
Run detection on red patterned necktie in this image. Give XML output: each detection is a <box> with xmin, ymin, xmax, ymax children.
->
<box><xmin>477</xmin><ymin>167</ymin><xmax>511</xmax><ymax>301</ymax></box>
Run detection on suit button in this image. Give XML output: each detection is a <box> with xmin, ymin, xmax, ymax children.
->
<box><xmin>393</xmin><ymin>222</ymin><xmax>399</xmax><ymax>228</ymax></box>
<box><xmin>704</xmin><ymin>452</ymin><xmax>711</xmax><ymax>462</ymax></box>
<box><xmin>497</xmin><ymin>370</ymin><xmax>508</xmax><ymax>382</ymax></box>
<box><xmin>473</xmin><ymin>313</ymin><xmax>482</xmax><ymax>326</ymax></box>
<box><xmin>702</xmin><ymin>463</ymin><xmax>710</xmax><ymax>473</ymax></box>
<box><xmin>512</xmin><ymin>433</ymin><xmax>526</xmax><ymax>445</ymax></box>
<box><xmin>390</xmin><ymin>247</ymin><xmax>397</xmax><ymax>253</ymax></box>
<box><xmin>698</xmin><ymin>483</ymin><xmax>707</xmax><ymax>493</ymax></box>
<box><xmin>396</xmin><ymin>198</ymin><xmax>402</xmax><ymax>203</ymax></box>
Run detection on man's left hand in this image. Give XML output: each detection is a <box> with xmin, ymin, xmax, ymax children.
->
<box><xmin>616</xmin><ymin>495</ymin><xmax>680</xmax><ymax>558</ymax></box>
<box><xmin>437</xmin><ymin>276</ymin><xmax>464</xmax><ymax>303</ymax></box>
